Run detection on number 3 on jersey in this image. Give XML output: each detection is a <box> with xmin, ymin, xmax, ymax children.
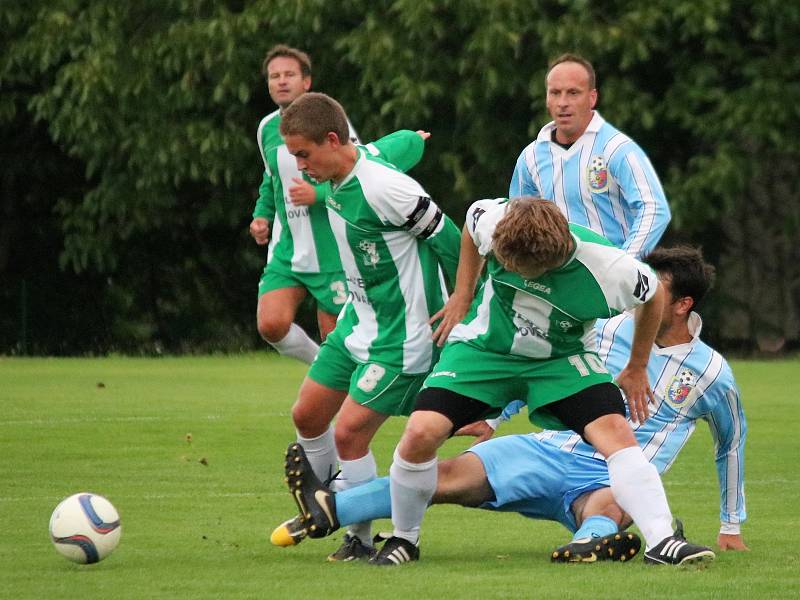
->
<box><xmin>568</xmin><ymin>354</ymin><xmax>608</xmax><ymax>377</ymax></box>
<box><xmin>357</xmin><ymin>364</ymin><xmax>386</xmax><ymax>393</ymax></box>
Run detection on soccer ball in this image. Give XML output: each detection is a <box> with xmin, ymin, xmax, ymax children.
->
<box><xmin>49</xmin><ymin>493</ymin><xmax>122</xmax><ymax>564</ymax></box>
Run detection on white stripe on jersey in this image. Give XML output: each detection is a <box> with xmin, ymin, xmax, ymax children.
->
<box><xmin>524</xmin><ymin>144</ymin><xmax>542</xmax><ymax>197</ymax></box>
<box><xmin>622</xmin><ymin>153</ymin><xmax>659</xmax><ymax>257</ymax></box>
<box><xmin>256</xmin><ymin>109</ymin><xmax>280</xmax><ymax>167</ymax></box>
<box><xmin>603</xmin><ymin>133</ymin><xmax>630</xmax><ymax>241</ymax></box>
<box><xmin>382</xmin><ymin>229</ymin><xmax>435</xmax><ymax>373</ymax></box>
<box><xmin>449</xmin><ymin>278</ymin><xmax>494</xmax><ymax>343</ymax></box>
<box><xmin>266</xmin><ymin>215</ymin><xmax>282</xmax><ymax>266</ymax></box>
<box><xmin>578</xmin><ymin>141</ymin><xmax>604</xmax><ymax>234</ymax></box>
<box><xmin>277</xmin><ymin>146</ymin><xmax>320</xmax><ymax>272</ymax></box>
<box><xmin>551</xmin><ymin>150</ymin><xmax>570</xmax><ymax>220</ymax></box>
<box><xmin>722</xmin><ymin>386</ymin><xmax>744</xmax><ymax>520</ymax></box>
<box><xmin>328</xmin><ymin>210</ymin><xmax>379</xmax><ymax>362</ymax></box>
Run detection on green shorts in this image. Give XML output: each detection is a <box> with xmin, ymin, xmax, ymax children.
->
<box><xmin>422</xmin><ymin>342</ymin><xmax>615</xmax><ymax>430</ymax></box>
<box><xmin>308</xmin><ymin>331</ymin><xmax>428</xmax><ymax>416</ymax></box>
<box><xmin>258</xmin><ymin>263</ymin><xmax>347</xmax><ymax>315</ymax></box>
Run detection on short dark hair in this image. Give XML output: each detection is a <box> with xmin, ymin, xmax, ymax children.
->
<box><xmin>644</xmin><ymin>246</ymin><xmax>716</xmax><ymax>309</ymax></box>
<box><xmin>279</xmin><ymin>92</ymin><xmax>350</xmax><ymax>145</ymax></box>
<box><xmin>546</xmin><ymin>53</ymin><xmax>596</xmax><ymax>89</ymax></box>
<box><xmin>262</xmin><ymin>44</ymin><xmax>312</xmax><ymax>79</ymax></box>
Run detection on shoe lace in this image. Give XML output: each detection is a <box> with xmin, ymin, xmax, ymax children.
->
<box><xmin>323</xmin><ymin>467</ymin><xmax>341</xmax><ymax>489</ymax></box>
<box><xmin>673</xmin><ymin>518</ymin><xmax>686</xmax><ymax>541</ymax></box>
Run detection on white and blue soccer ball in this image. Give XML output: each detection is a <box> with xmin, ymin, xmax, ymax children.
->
<box><xmin>49</xmin><ymin>493</ymin><xmax>121</xmax><ymax>564</ymax></box>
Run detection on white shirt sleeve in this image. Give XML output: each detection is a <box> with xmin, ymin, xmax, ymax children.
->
<box><xmin>465</xmin><ymin>198</ymin><xmax>509</xmax><ymax>256</ymax></box>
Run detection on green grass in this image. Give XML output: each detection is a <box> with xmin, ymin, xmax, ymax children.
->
<box><xmin>1</xmin><ymin>354</ymin><xmax>798</xmax><ymax>599</ymax></box>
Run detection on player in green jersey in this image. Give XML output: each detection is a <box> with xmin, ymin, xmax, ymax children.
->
<box><xmin>250</xmin><ymin>45</ymin><xmax>357</xmax><ymax>364</ymax></box>
<box><xmin>371</xmin><ymin>197</ymin><xmax>713</xmax><ymax>567</ymax></box>
<box><xmin>279</xmin><ymin>93</ymin><xmax>461</xmax><ymax>560</ymax></box>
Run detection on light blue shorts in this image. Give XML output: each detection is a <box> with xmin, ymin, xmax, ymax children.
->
<box><xmin>468</xmin><ymin>434</ymin><xmax>610</xmax><ymax>533</ymax></box>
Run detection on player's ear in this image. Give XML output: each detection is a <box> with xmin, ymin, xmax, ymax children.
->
<box><xmin>589</xmin><ymin>89</ymin><xmax>598</xmax><ymax>109</ymax></box>
<box><xmin>676</xmin><ymin>295</ymin><xmax>694</xmax><ymax>316</ymax></box>
<box><xmin>303</xmin><ymin>76</ymin><xmax>311</xmax><ymax>92</ymax></box>
<box><xmin>326</xmin><ymin>131</ymin><xmax>343</xmax><ymax>148</ymax></box>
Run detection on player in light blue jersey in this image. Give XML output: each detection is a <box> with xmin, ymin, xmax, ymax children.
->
<box><xmin>272</xmin><ymin>246</ymin><xmax>745</xmax><ymax>564</ymax></box>
<box><xmin>509</xmin><ymin>54</ymin><xmax>670</xmax><ymax>258</ymax></box>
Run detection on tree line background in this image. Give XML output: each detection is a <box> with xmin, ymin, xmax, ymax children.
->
<box><xmin>2</xmin><ymin>0</ymin><xmax>799</xmax><ymax>355</ymax></box>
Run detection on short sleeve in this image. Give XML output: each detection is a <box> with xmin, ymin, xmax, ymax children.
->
<box><xmin>465</xmin><ymin>198</ymin><xmax>508</xmax><ymax>256</ymax></box>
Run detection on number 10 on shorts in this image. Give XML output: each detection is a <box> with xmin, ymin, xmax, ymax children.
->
<box><xmin>568</xmin><ymin>354</ymin><xmax>608</xmax><ymax>377</ymax></box>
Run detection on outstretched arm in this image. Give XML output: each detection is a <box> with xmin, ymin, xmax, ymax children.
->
<box><xmin>705</xmin><ymin>378</ymin><xmax>748</xmax><ymax>550</ymax></box>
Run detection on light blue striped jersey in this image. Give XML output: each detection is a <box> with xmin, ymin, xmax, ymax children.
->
<box><xmin>536</xmin><ymin>312</ymin><xmax>747</xmax><ymax>527</ymax></box>
<box><xmin>509</xmin><ymin>112</ymin><xmax>670</xmax><ymax>258</ymax></box>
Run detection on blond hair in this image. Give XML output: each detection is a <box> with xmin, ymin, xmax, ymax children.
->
<box><xmin>279</xmin><ymin>92</ymin><xmax>350</xmax><ymax>145</ymax></box>
<box><xmin>492</xmin><ymin>197</ymin><xmax>572</xmax><ymax>274</ymax></box>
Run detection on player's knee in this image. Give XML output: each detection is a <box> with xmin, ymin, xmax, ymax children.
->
<box><xmin>584</xmin><ymin>413</ymin><xmax>637</xmax><ymax>456</ymax></box>
<box><xmin>257</xmin><ymin>314</ymin><xmax>291</xmax><ymax>343</ymax></box>
<box><xmin>399</xmin><ymin>415</ymin><xmax>448</xmax><ymax>460</ymax></box>
<box><xmin>333</xmin><ymin>426</ymin><xmax>371</xmax><ymax>460</ymax></box>
<box><xmin>291</xmin><ymin>400</ymin><xmax>329</xmax><ymax>438</ymax></box>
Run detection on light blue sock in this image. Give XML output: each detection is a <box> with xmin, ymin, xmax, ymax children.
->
<box><xmin>336</xmin><ymin>476</ymin><xmax>392</xmax><ymax>526</ymax></box>
<box><xmin>572</xmin><ymin>515</ymin><xmax>619</xmax><ymax>541</ymax></box>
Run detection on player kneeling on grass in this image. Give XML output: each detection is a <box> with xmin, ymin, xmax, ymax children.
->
<box><xmin>274</xmin><ymin>248</ymin><xmax>745</xmax><ymax>565</ymax></box>
<box><xmin>362</xmin><ymin>198</ymin><xmax>712</xmax><ymax>566</ymax></box>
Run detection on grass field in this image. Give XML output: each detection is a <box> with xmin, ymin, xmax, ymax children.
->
<box><xmin>1</xmin><ymin>354</ymin><xmax>799</xmax><ymax>599</ymax></box>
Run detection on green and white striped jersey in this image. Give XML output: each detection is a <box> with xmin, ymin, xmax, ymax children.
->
<box><xmin>252</xmin><ymin>110</ymin><xmax>360</xmax><ymax>273</ymax></box>
<box><xmin>450</xmin><ymin>198</ymin><xmax>658</xmax><ymax>359</ymax></box>
<box><xmin>326</xmin><ymin>149</ymin><xmax>460</xmax><ymax>374</ymax></box>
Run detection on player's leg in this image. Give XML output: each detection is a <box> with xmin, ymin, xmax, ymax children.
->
<box><xmin>432</xmin><ymin>452</ymin><xmax>493</xmax><ymax>507</ymax></box>
<box><xmin>376</xmin><ymin>344</ymin><xmax>517</xmax><ymax>565</ymax></box>
<box><xmin>291</xmin><ymin>337</ymin><xmax>353</xmax><ymax>483</ymax></box>
<box><xmin>546</xmin><ymin>381</ymin><xmax>715</xmax><ymax>566</ymax></box>
<box><xmin>272</xmin><ymin>451</ymin><xmax>491</xmax><ymax>548</ymax></box>
<box><xmin>309</xmin><ymin>272</ymin><xmax>347</xmax><ymax>342</ymax></box>
<box><xmin>316</xmin><ymin>309</ymin><xmax>338</xmax><ymax>341</ymax></box>
<box><xmin>257</xmin><ymin>284</ymin><xmax>318</xmax><ymax>364</ymax></box>
<box><xmin>327</xmin><ymin>397</ymin><xmax>389</xmax><ymax>560</ymax></box>
<box><xmin>291</xmin><ymin>377</ymin><xmax>345</xmax><ymax>483</ymax></box>
<box><xmin>328</xmin><ymin>363</ymin><xmax>425</xmax><ymax>561</ymax></box>
<box><xmin>572</xmin><ymin>487</ymin><xmax>630</xmax><ymax>532</ymax></box>
<box><xmin>374</xmin><ymin>403</ymin><xmax>495</xmax><ymax>565</ymax></box>
<box><xmin>551</xmin><ymin>487</ymin><xmax>640</xmax><ymax>563</ymax></box>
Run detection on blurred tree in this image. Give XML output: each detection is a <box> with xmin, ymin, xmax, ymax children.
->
<box><xmin>2</xmin><ymin>0</ymin><xmax>798</xmax><ymax>353</ymax></box>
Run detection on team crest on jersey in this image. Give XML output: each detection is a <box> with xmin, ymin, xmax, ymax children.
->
<box><xmin>666</xmin><ymin>369</ymin><xmax>696</xmax><ymax>408</ymax></box>
<box><xmin>556</xmin><ymin>320</ymin><xmax>574</xmax><ymax>332</ymax></box>
<box><xmin>358</xmin><ymin>240</ymin><xmax>380</xmax><ymax>268</ymax></box>
<box><xmin>587</xmin><ymin>155</ymin><xmax>609</xmax><ymax>193</ymax></box>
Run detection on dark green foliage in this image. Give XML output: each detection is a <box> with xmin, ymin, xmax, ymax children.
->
<box><xmin>2</xmin><ymin>0</ymin><xmax>798</xmax><ymax>353</ymax></box>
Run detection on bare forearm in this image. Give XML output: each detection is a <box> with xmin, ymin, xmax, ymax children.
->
<box><xmin>629</xmin><ymin>283</ymin><xmax>664</xmax><ymax>367</ymax></box>
<box><xmin>453</xmin><ymin>224</ymin><xmax>484</xmax><ymax>298</ymax></box>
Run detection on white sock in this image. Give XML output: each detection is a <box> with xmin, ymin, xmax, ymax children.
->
<box><xmin>339</xmin><ymin>451</ymin><xmax>378</xmax><ymax>545</ymax></box>
<box><xmin>269</xmin><ymin>323</ymin><xmax>319</xmax><ymax>364</ymax></box>
<box><xmin>607</xmin><ymin>446</ymin><xmax>674</xmax><ymax>549</ymax></box>
<box><xmin>389</xmin><ymin>448</ymin><xmax>437</xmax><ymax>545</ymax></box>
<box><xmin>297</xmin><ymin>427</ymin><xmax>337</xmax><ymax>484</ymax></box>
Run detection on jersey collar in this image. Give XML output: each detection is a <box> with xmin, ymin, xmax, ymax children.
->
<box><xmin>536</xmin><ymin>111</ymin><xmax>607</xmax><ymax>144</ymax></box>
<box><xmin>654</xmin><ymin>312</ymin><xmax>703</xmax><ymax>355</ymax></box>
<box><xmin>550</xmin><ymin>232</ymin><xmax>581</xmax><ymax>271</ymax></box>
<box><xmin>332</xmin><ymin>146</ymin><xmax>365</xmax><ymax>191</ymax></box>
